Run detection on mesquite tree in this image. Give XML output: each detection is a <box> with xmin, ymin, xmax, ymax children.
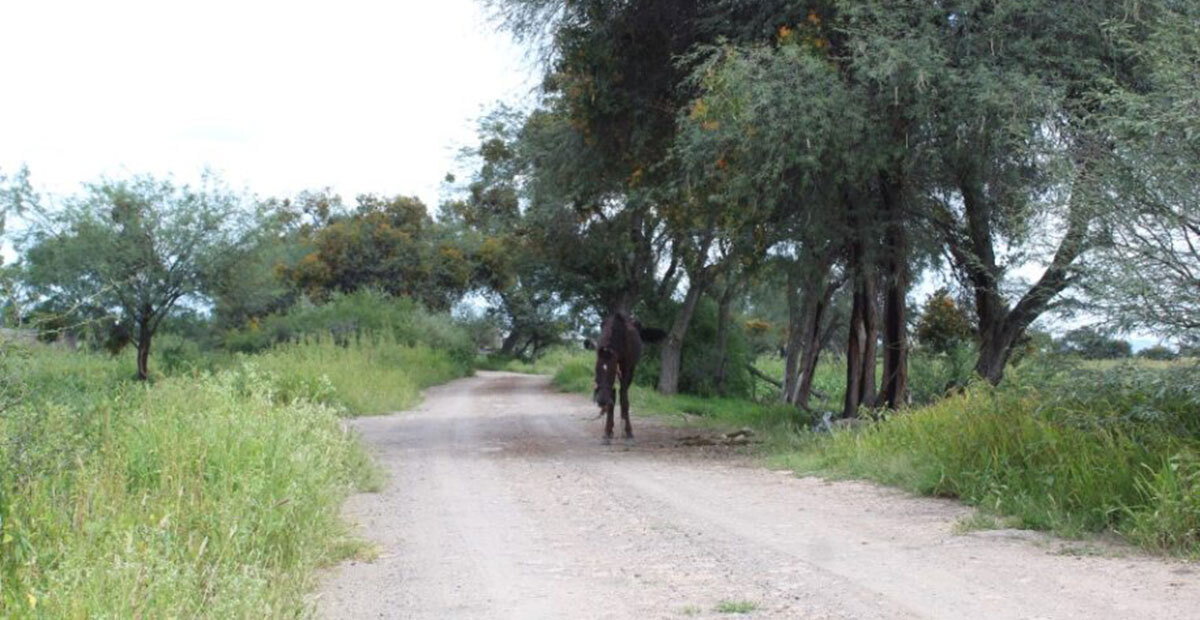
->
<box><xmin>23</xmin><ymin>174</ymin><xmax>241</xmax><ymax>379</ymax></box>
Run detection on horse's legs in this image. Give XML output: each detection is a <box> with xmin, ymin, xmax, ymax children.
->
<box><xmin>603</xmin><ymin>404</ymin><xmax>615</xmax><ymax>444</ymax></box>
<box><xmin>620</xmin><ymin>379</ymin><xmax>633</xmax><ymax>440</ymax></box>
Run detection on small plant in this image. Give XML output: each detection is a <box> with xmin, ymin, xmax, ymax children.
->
<box><xmin>715</xmin><ymin>599</ymin><xmax>758</xmax><ymax>614</ymax></box>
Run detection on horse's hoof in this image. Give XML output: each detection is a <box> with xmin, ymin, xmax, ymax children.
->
<box><xmin>602</xmin><ymin>436</ymin><xmax>612</xmax><ymax>446</ymax></box>
<box><xmin>623</xmin><ymin>436</ymin><xmax>635</xmax><ymax>446</ymax></box>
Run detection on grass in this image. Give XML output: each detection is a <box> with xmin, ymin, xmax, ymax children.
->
<box><xmin>516</xmin><ymin>347</ymin><xmax>1200</xmax><ymax>556</ymax></box>
<box><xmin>715</xmin><ymin>599</ymin><xmax>759</xmax><ymax>613</ymax></box>
<box><xmin>0</xmin><ymin>334</ymin><xmax>469</xmax><ymax>617</ymax></box>
<box><xmin>254</xmin><ymin>335</ymin><xmax>470</xmax><ymax>415</ymax></box>
<box><xmin>775</xmin><ymin>361</ymin><xmax>1200</xmax><ymax>555</ymax></box>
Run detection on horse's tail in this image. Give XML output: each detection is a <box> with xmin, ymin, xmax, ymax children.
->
<box><xmin>638</xmin><ymin>326</ymin><xmax>667</xmax><ymax>344</ymax></box>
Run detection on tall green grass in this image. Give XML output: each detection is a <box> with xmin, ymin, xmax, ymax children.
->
<box><xmin>255</xmin><ymin>336</ymin><xmax>470</xmax><ymax>415</ymax></box>
<box><xmin>0</xmin><ymin>333</ymin><xmax>470</xmax><ymax>616</ymax></box>
<box><xmin>778</xmin><ymin>361</ymin><xmax>1200</xmax><ymax>554</ymax></box>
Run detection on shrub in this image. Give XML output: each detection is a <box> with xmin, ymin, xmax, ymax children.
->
<box><xmin>1138</xmin><ymin>345</ymin><xmax>1178</xmax><ymax>361</ymax></box>
<box><xmin>254</xmin><ymin>335</ymin><xmax>467</xmax><ymax>415</ymax></box>
<box><xmin>224</xmin><ymin>290</ymin><xmax>474</xmax><ymax>367</ymax></box>
<box><xmin>907</xmin><ymin>343</ymin><xmax>977</xmax><ymax>405</ymax></box>
<box><xmin>915</xmin><ymin>289</ymin><xmax>975</xmax><ymax>355</ymax></box>
<box><xmin>1055</xmin><ymin>326</ymin><xmax>1133</xmax><ymax>359</ymax></box>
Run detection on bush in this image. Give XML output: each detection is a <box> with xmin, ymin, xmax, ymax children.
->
<box><xmin>1138</xmin><ymin>345</ymin><xmax>1178</xmax><ymax>361</ymax></box>
<box><xmin>254</xmin><ymin>335</ymin><xmax>467</xmax><ymax>415</ymax></box>
<box><xmin>1055</xmin><ymin>327</ymin><xmax>1133</xmax><ymax>359</ymax></box>
<box><xmin>907</xmin><ymin>343</ymin><xmax>977</xmax><ymax>405</ymax></box>
<box><xmin>224</xmin><ymin>290</ymin><xmax>474</xmax><ymax>367</ymax></box>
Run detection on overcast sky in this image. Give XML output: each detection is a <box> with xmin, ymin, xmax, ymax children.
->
<box><xmin>0</xmin><ymin>0</ymin><xmax>537</xmax><ymax>208</ymax></box>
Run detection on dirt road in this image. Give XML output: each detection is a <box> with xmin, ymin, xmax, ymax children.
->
<box><xmin>317</xmin><ymin>371</ymin><xmax>1198</xmax><ymax>619</ymax></box>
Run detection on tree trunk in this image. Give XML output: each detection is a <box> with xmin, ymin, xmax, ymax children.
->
<box><xmin>782</xmin><ymin>268</ymin><xmax>805</xmax><ymax>402</ymax></box>
<box><xmin>951</xmin><ymin>163</ymin><xmax>1091</xmax><ymax>386</ymax></box>
<box><xmin>499</xmin><ymin>328</ymin><xmax>523</xmax><ymax>356</ymax></box>
<box><xmin>794</xmin><ymin>277</ymin><xmax>841</xmax><ymax>409</ymax></box>
<box><xmin>878</xmin><ymin>175</ymin><xmax>909</xmax><ymax>408</ymax></box>
<box><xmin>782</xmin><ymin>251</ymin><xmax>838</xmax><ymax>405</ymax></box>
<box><xmin>135</xmin><ymin>318</ymin><xmax>152</xmax><ymax>381</ymax></box>
<box><xmin>657</xmin><ymin>277</ymin><xmax>707</xmax><ymax>395</ymax></box>
<box><xmin>843</xmin><ymin>248</ymin><xmax>878</xmax><ymax>418</ymax></box>
<box><xmin>713</xmin><ymin>281</ymin><xmax>736</xmax><ymax>395</ymax></box>
<box><xmin>975</xmin><ymin>326</ymin><xmax>1017</xmax><ymax>386</ymax></box>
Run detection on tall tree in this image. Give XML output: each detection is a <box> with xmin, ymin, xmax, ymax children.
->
<box><xmin>912</xmin><ymin>1</ymin><xmax>1153</xmax><ymax>384</ymax></box>
<box><xmin>493</xmin><ymin>0</ymin><xmax>740</xmax><ymax>393</ymax></box>
<box><xmin>1084</xmin><ymin>5</ymin><xmax>1199</xmax><ymax>336</ymax></box>
<box><xmin>446</xmin><ymin>107</ymin><xmax>571</xmax><ymax>357</ymax></box>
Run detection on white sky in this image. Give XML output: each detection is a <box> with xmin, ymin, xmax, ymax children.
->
<box><xmin>0</xmin><ymin>0</ymin><xmax>537</xmax><ymax>208</ymax></box>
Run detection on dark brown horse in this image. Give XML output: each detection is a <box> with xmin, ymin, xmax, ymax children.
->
<box><xmin>588</xmin><ymin>313</ymin><xmax>666</xmax><ymax>444</ymax></box>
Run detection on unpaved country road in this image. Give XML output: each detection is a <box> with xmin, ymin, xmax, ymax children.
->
<box><xmin>318</xmin><ymin>372</ymin><xmax>1199</xmax><ymax>619</ymax></box>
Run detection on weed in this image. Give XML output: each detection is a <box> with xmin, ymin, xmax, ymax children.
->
<box><xmin>715</xmin><ymin>599</ymin><xmax>758</xmax><ymax>613</ymax></box>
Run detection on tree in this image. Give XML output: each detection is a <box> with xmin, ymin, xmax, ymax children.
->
<box><xmin>1055</xmin><ymin>327</ymin><xmax>1131</xmax><ymax>360</ymax></box>
<box><xmin>492</xmin><ymin>0</ymin><xmax>741</xmax><ymax>394</ymax></box>
<box><xmin>1084</xmin><ymin>5</ymin><xmax>1199</xmax><ymax>337</ymax></box>
<box><xmin>910</xmin><ymin>1</ymin><xmax>1158</xmax><ymax>385</ymax></box>
<box><xmin>915</xmin><ymin>289</ymin><xmax>975</xmax><ymax>355</ymax></box>
<box><xmin>1137</xmin><ymin>345</ymin><xmax>1177</xmax><ymax>362</ymax></box>
<box><xmin>23</xmin><ymin>174</ymin><xmax>243</xmax><ymax>379</ymax></box>
<box><xmin>445</xmin><ymin>107</ymin><xmax>571</xmax><ymax>358</ymax></box>
<box><xmin>284</xmin><ymin>194</ymin><xmax>471</xmax><ymax>311</ymax></box>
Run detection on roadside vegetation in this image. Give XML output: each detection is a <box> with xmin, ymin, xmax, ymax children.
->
<box><xmin>0</xmin><ymin>294</ymin><xmax>472</xmax><ymax>616</ymax></box>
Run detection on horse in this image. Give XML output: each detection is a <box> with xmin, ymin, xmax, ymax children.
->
<box><xmin>586</xmin><ymin>313</ymin><xmax>666</xmax><ymax>444</ymax></box>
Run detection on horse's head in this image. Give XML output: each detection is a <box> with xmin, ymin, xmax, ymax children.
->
<box><xmin>593</xmin><ymin>346</ymin><xmax>617</xmax><ymax>409</ymax></box>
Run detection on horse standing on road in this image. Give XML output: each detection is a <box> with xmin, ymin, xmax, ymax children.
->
<box><xmin>588</xmin><ymin>313</ymin><xmax>666</xmax><ymax>444</ymax></box>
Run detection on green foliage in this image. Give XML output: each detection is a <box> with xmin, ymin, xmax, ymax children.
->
<box><xmin>715</xmin><ymin>600</ymin><xmax>758</xmax><ymax>614</ymax></box>
<box><xmin>915</xmin><ymin>289</ymin><xmax>975</xmax><ymax>355</ymax></box>
<box><xmin>444</xmin><ymin>108</ymin><xmax>572</xmax><ymax>357</ymax></box>
<box><xmin>254</xmin><ymin>337</ymin><xmax>466</xmax><ymax>416</ymax></box>
<box><xmin>1085</xmin><ymin>3</ymin><xmax>1199</xmax><ymax>337</ymax></box>
<box><xmin>782</xmin><ymin>362</ymin><xmax>1200</xmax><ymax>554</ymax></box>
<box><xmin>1055</xmin><ymin>327</ymin><xmax>1133</xmax><ymax>360</ymax></box>
<box><xmin>283</xmin><ymin>194</ymin><xmax>471</xmax><ymax>312</ymax></box>
<box><xmin>224</xmin><ymin>290</ymin><xmax>474</xmax><ymax>370</ymax></box>
<box><xmin>907</xmin><ymin>344</ymin><xmax>979</xmax><ymax>406</ymax></box>
<box><xmin>0</xmin><ymin>346</ymin><xmax>386</xmax><ymax>616</ymax></box>
<box><xmin>21</xmin><ymin>173</ymin><xmax>246</xmax><ymax>378</ymax></box>
<box><xmin>637</xmin><ymin>297</ymin><xmax>754</xmax><ymax>398</ymax></box>
<box><xmin>1139</xmin><ymin>345</ymin><xmax>1178</xmax><ymax>361</ymax></box>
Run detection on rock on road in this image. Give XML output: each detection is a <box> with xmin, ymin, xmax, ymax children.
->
<box><xmin>317</xmin><ymin>371</ymin><xmax>1199</xmax><ymax>619</ymax></box>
